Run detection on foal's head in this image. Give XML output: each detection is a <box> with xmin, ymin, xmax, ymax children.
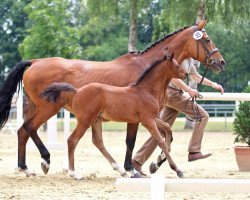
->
<box><xmin>164</xmin><ymin>51</ymin><xmax>187</xmax><ymax>80</ymax></box>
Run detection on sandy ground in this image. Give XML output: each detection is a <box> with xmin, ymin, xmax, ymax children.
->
<box><xmin>0</xmin><ymin>128</ymin><xmax>250</xmax><ymax>200</ymax></box>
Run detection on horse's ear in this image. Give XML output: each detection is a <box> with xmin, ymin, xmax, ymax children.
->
<box><xmin>197</xmin><ymin>19</ymin><xmax>207</xmax><ymax>30</ymax></box>
<box><xmin>170</xmin><ymin>52</ymin><xmax>174</xmax><ymax>61</ymax></box>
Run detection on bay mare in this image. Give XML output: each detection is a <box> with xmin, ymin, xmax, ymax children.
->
<box><xmin>40</xmin><ymin>51</ymin><xmax>187</xmax><ymax>179</ymax></box>
<box><xmin>0</xmin><ymin>19</ymin><xmax>225</xmax><ymax>177</ymax></box>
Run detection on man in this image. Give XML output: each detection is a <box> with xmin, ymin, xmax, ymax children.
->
<box><xmin>132</xmin><ymin>58</ymin><xmax>224</xmax><ymax>175</ymax></box>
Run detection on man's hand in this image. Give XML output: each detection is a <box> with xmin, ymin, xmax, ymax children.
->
<box><xmin>212</xmin><ymin>82</ymin><xmax>224</xmax><ymax>94</ymax></box>
<box><xmin>187</xmin><ymin>88</ymin><xmax>200</xmax><ymax>97</ymax></box>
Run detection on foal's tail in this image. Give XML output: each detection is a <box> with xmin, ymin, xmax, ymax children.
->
<box><xmin>40</xmin><ymin>82</ymin><xmax>77</xmax><ymax>104</ymax></box>
<box><xmin>0</xmin><ymin>60</ymin><xmax>32</xmax><ymax>130</ymax></box>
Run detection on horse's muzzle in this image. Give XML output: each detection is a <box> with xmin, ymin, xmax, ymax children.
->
<box><xmin>208</xmin><ymin>59</ymin><xmax>226</xmax><ymax>72</ymax></box>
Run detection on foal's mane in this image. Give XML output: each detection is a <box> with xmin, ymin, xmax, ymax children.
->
<box><xmin>131</xmin><ymin>54</ymin><xmax>170</xmax><ymax>86</ymax></box>
<box><xmin>130</xmin><ymin>26</ymin><xmax>189</xmax><ymax>55</ymax></box>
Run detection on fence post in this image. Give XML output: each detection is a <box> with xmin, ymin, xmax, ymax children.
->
<box><xmin>151</xmin><ymin>174</ymin><xmax>165</xmax><ymax>200</ymax></box>
<box><xmin>16</xmin><ymin>86</ymin><xmax>23</xmax><ymax>128</ymax></box>
<box><xmin>47</xmin><ymin>115</ymin><xmax>57</xmax><ymax>145</ymax></box>
<box><xmin>63</xmin><ymin>109</ymin><xmax>70</xmax><ymax>171</ymax></box>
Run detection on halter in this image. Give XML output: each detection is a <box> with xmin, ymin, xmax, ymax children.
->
<box><xmin>184</xmin><ymin>27</ymin><xmax>217</xmax><ymax>122</ymax></box>
<box><xmin>193</xmin><ymin>26</ymin><xmax>219</xmax><ymax>69</ymax></box>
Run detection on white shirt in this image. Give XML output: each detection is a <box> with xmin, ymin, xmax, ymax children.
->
<box><xmin>168</xmin><ymin>59</ymin><xmax>197</xmax><ymax>90</ymax></box>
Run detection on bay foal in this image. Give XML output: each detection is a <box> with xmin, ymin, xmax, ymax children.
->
<box><xmin>41</xmin><ymin>51</ymin><xmax>186</xmax><ymax>179</ymax></box>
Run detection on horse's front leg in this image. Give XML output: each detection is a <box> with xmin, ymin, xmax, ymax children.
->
<box><xmin>149</xmin><ymin>118</ymin><xmax>173</xmax><ymax>174</ymax></box>
<box><xmin>141</xmin><ymin>119</ymin><xmax>183</xmax><ymax>178</ymax></box>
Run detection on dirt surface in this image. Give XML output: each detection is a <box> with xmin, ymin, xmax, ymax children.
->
<box><xmin>0</xmin><ymin>129</ymin><xmax>250</xmax><ymax>200</ymax></box>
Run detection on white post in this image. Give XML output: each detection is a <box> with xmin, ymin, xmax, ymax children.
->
<box><xmin>235</xmin><ymin>100</ymin><xmax>240</xmax><ymax>111</ymax></box>
<box><xmin>15</xmin><ymin>86</ymin><xmax>23</xmax><ymax>172</ymax></box>
<box><xmin>47</xmin><ymin>115</ymin><xmax>57</xmax><ymax>145</ymax></box>
<box><xmin>16</xmin><ymin>86</ymin><xmax>23</xmax><ymax>128</ymax></box>
<box><xmin>63</xmin><ymin>109</ymin><xmax>70</xmax><ymax>171</ymax></box>
<box><xmin>151</xmin><ymin>174</ymin><xmax>165</xmax><ymax>200</ymax></box>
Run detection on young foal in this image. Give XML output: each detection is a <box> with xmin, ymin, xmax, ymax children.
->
<box><xmin>41</xmin><ymin>52</ymin><xmax>186</xmax><ymax>179</ymax></box>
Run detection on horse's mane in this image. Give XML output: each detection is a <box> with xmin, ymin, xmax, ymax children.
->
<box><xmin>131</xmin><ymin>54</ymin><xmax>170</xmax><ymax>86</ymax></box>
<box><xmin>129</xmin><ymin>26</ymin><xmax>189</xmax><ymax>55</ymax></box>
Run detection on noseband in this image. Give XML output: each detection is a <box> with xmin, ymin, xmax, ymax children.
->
<box><xmin>184</xmin><ymin>27</ymin><xmax>219</xmax><ymax>122</ymax></box>
<box><xmin>193</xmin><ymin>27</ymin><xmax>219</xmax><ymax>69</ymax></box>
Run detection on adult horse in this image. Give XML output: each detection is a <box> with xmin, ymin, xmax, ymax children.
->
<box><xmin>40</xmin><ymin>51</ymin><xmax>187</xmax><ymax>179</ymax></box>
<box><xmin>0</xmin><ymin>19</ymin><xmax>225</xmax><ymax>177</ymax></box>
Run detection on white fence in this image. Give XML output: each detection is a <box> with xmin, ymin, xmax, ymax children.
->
<box><xmin>116</xmin><ymin>175</ymin><xmax>250</xmax><ymax>200</ymax></box>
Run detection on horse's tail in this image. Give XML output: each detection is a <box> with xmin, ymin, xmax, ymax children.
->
<box><xmin>40</xmin><ymin>82</ymin><xmax>77</xmax><ymax>104</ymax></box>
<box><xmin>0</xmin><ymin>60</ymin><xmax>32</xmax><ymax>130</ymax></box>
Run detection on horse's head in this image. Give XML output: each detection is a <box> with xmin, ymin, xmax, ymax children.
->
<box><xmin>187</xmin><ymin>19</ymin><xmax>226</xmax><ymax>72</ymax></box>
<box><xmin>165</xmin><ymin>51</ymin><xmax>187</xmax><ymax>80</ymax></box>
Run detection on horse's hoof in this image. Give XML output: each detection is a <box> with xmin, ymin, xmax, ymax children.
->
<box><xmin>131</xmin><ymin>169</ymin><xmax>142</xmax><ymax>178</ymax></box>
<box><xmin>177</xmin><ymin>170</ymin><xmax>184</xmax><ymax>178</ymax></box>
<box><xmin>68</xmin><ymin>170</ymin><xmax>83</xmax><ymax>180</ymax></box>
<box><xmin>41</xmin><ymin>160</ymin><xmax>50</xmax><ymax>174</ymax></box>
<box><xmin>131</xmin><ymin>173</ymin><xmax>142</xmax><ymax>178</ymax></box>
<box><xmin>18</xmin><ymin>168</ymin><xmax>37</xmax><ymax>177</ymax></box>
<box><xmin>26</xmin><ymin>171</ymin><xmax>37</xmax><ymax>177</ymax></box>
<box><xmin>121</xmin><ymin>172</ymin><xmax>128</xmax><ymax>177</ymax></box>
<box><xmin>149</xmin><ymin>162</ymin><xmax>159</xmax><ymax>174</ymax></box>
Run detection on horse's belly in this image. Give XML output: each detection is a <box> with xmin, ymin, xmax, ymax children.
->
<box><xmin>101</xmin><ymin>111</ymin><xmax>140</xmax><ymax>123</ymax></box>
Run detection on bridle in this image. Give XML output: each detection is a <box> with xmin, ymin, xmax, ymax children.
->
<box><xmin>184</xmin><ymin>26</ymin><xmax>219</xmax><ymax>122</ymax></box>
<box><xmin>193</xmin><ymin>26</ymin><xmax>219</xmax><ymax>69</ymax></box>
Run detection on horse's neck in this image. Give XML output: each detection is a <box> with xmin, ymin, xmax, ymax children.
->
<box><xmin>158</xmin><ymin>79</ymin><xmax>171</xmax><ymax>110</ymax></box>
<box><xmin>139</xmin><ymin>28</ymin><xmax>192</xmax><ymax>65</ymax></box>
<box><xmin>137</xmin><ymin>63</ymin><xmax>171</xmax><ymax>98</ymax></box>
<box><xmin>113</xmin><ymin>27</ymin><xmax>192</xmax><ymax>71</ymax></box>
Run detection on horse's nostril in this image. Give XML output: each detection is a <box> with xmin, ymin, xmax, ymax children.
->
<box><xmin>220</xmin><ymin>60</ymin><xmax>226</xmax><ymax>67</ymax></box>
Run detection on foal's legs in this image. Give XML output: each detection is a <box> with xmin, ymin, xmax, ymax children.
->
<box><xmin>91</xmin><ymin>119</ymin><xmax>127</xmax><ymax>177</ymax></box>
<box><xmin>67</xmin><ymin>122</ymin><xmax>89</xmax><ymax>180</ymax></box>
<box><xmin>141</xmin><ymin>119</ymin><xmax>183</xmax><ymax>178</ymax></box>
<box><xmin>149</xmin><ymin>118</ymin><xmax>173</xmax><ymax>174</ymax></box>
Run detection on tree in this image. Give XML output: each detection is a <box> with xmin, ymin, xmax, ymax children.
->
<box><xmin>128</xmin><ymin>0</ymin><xmax>138</xmax><ymax>52</ymax></box>
<box><xmin>85</xmin><ymin>0</ymin><xmax>153</xmax><ymax>58</ymax></box>
<box><xmin>0</xmin><ymin>0</ymin><xmax>31</xmax><ymax>84</ymax></box>
<box><xmin>184</xmin><ymin>0</ymin><xmax>205</xmax><ymax>129</ymax></box>
<box><xmin>19</xmin><ymin>0</ymin><xmax>82</xmax><ymax>59</ymax></box>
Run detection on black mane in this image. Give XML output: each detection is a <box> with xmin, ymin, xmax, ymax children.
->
<box><xmin>129</xmin><ymin>26</ymin><xmax>189</xmax><ymax>55</ymax></box>
<box><xmin>131</xmin><ymin>54</ymin><xmax>169</xmax><ymax>86</ymax></box>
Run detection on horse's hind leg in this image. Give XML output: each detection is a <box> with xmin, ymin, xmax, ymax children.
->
<box><xmin>17</xmin><ymin>95</ymin><xmax>37</xmax><ymax>176</ymax></box>
<box><xmin>67</xmin><ymin>122</ymin><xmax>89</xmax><ymax>180</ymax></box>
<box><xmin>91</xmin><ymin>119</ymin><xmax>128</xmax><ymax>177</ymax></box>
<box><xmin>124</xmin><ymin>123</ymin><xmax>139</xmax><ymax>171</ymax></box>
<box><xmin>22</xmin><ymin>104</ymin><xmax>61</xmax><ymax>175</ymax></box>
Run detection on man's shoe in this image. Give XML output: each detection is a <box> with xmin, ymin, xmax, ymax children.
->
<box><xmin>188</xmin><ymin>152</ymin><xmax>212</xmax><ymax>162</ymax></box>
<box><xmin>131</xmin><ymin>159</ymin><xmax>147</xmax><ymax>176</ymax></box>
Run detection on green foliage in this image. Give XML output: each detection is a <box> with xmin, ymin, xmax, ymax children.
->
<box><xmin>0</xmin><ymin>0</ymin><xmax>31</xmax><ymax>84</ymax></box>
<box><xmin>233</xmin><ymin>86</ymin><xmax>250</xmax><ymax>146</ymax></box>
<box><xmin>199</xmin><ymin>22</ymin><xmax>250</xmax><ymax>92</ymax></box>
<box><xmin>19</xmin><ymin>0</ymin><xmax>82</xmax><ymax>59</ymax></box>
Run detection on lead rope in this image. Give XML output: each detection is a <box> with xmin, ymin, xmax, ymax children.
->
<box><xmin>185</xmin><ymin>67</ymin><xmax>209</xmax><ymax>122</ymax></box>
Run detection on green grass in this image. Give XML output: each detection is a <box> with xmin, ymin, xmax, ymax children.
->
<box><xmin>57</xmin><ymin>118</ymin><xmax>233</xmax><ymax>132</ymax></box>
